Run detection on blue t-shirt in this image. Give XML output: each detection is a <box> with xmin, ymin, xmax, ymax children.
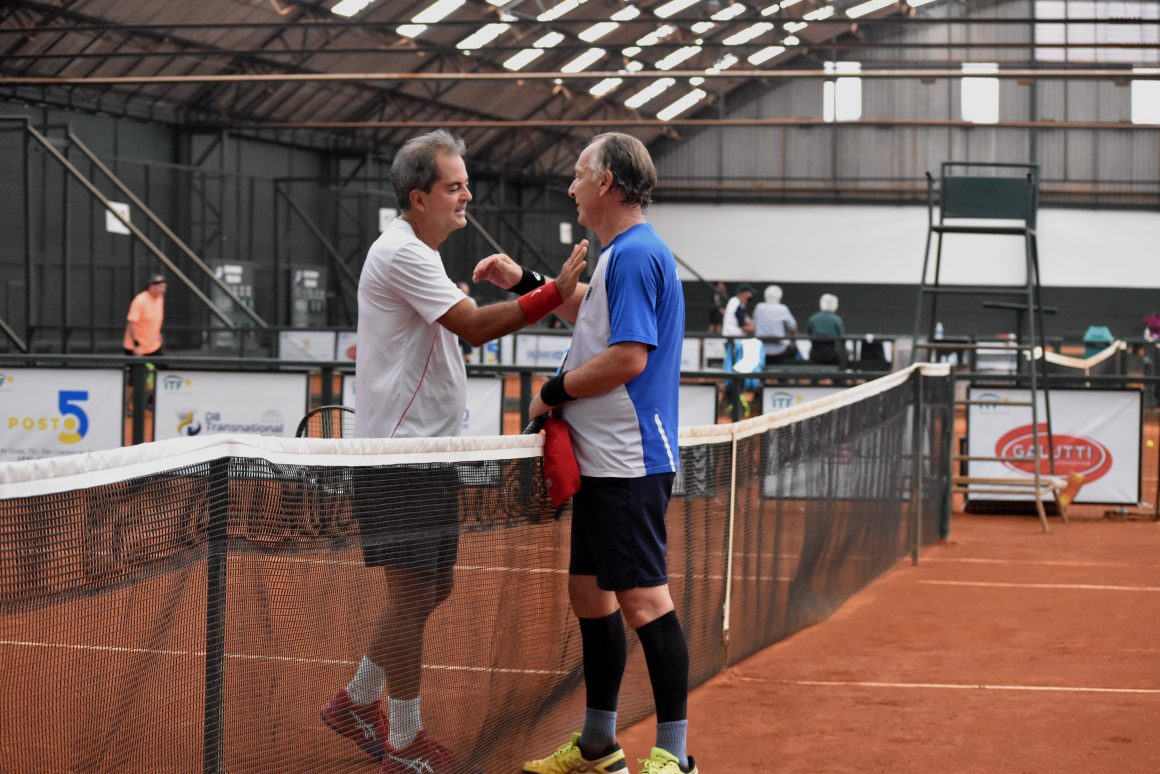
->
<box><xmin>561</xmin><ymin>223</ymin><xmax>685</xmax><ymax>477</ymax></box>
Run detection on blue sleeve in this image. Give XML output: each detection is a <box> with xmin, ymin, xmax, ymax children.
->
<box><xmin>605</xmin><ymin>243</ymin><xmax>659</xmax><ymax>350</ymax></box>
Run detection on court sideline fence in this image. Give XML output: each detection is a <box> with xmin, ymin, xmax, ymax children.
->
<box><xmin>0</xmin><ymin>364</ymin><xmax>951</xmax><ymax>773</ymax></box>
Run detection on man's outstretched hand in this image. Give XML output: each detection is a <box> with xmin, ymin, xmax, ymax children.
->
<box><xmin>471</xmin><ymin>239</ymin><xmax>588</xmax><ymax>296</ymax></box>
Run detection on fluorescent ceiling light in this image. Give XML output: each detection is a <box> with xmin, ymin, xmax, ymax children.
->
<box><xmin>804</xmin><ymin>5</ymin><xmax>834</xmax><ymax>19</ymax></box>
<box><xmin>761</xmin><ymin>0</ymin><xmax>799</xmax><ymax>13</ymax></box>
<box><xmin>580</xmin><ymin>22</ymin><xmax>620</xmax><ymax>42</ymax></box>
<box><xmin>624</xmin><ymin>78</ymin><xmax>677</xmax><ymax>108</ymax></box>
<box><xmin>657</xmin><ymin>88</ymin><xmax>708</xmax><ymax>120</ymax></box>
<box><xmin>656</xmin><ymin>45</ymin><xmax>702</xmax><ymax>70</ymax></box>
<box><xmin>503</xmin><ymin>48</ymin><xmax>545</xmax><ymax>70</ymax></box>
<box><xmin>538</xmin><ymin>0</ymin><xmax>587</xmax><ymax>22</ymax></box>
<box><xmin>413</xmin><ymin>0</ymin><xmax>465</xmax><ymax>23</ymax></box>
<box><xmin>783</xmin><ymin>21</ymin><xmax>807</xmax><ymax>33</ymax></box>
<box><xmin>612</xmin><ymin>6</ymin><xmax>642</xmax><ymax>21</ymax></box>
<box><xmin>536</xmin><ymin>31</ymin><xmax>566</xmax><ymax>48</ymax></box>
<box><xmin>623</xmin><ymin>45</ymin><xmax>642</xmax><ymax>56</ymax></box>
<box><xmin>458</xmin><ymin>23</ymin><xmax>511</xmax><ymax>50</ymax></box>
<box><xmin>486</xmin><ymin>0</ymin><xmax>514</xmax><ymax>4</ymax></box>
<box><xmin>783</xmin><ymin>35</ymin><xmax>800</xmax><ymax>45</ymax></box>
<box><xmin>625</xmin><ymin>60</ymin><xmax>645</xmax><ymax>71</ymax></box>
<box><xmin>654</xmin><ymin>0</ymin><xmax>701</xmax><ymax>19</ymax></box>
<box><xmin>331</xmin><ymin>0</ymin><xmax>375</xmax><ymax>17</ymax></box>
<box><xmin>907</xmin><ymin>0</ymin><xmax>937</xmax><ymax>6</ymax></box>
<box><xmin>690</xmin><ymin>76</ymin><xmax>705</xmax><ymax>85</ymax></box>
<box><xmin>637</xmin><ymin>26</ymin><xmax>676</xmax><ymax>47</ymax></box>
<box><xmin>847</xmin><ymin>0</ymin><xmax>894</xmax><ymax>18</ymax></box>
<box><xmin>397</xmin><ymin>24</ymin><xmax>428</xmax><ymax>38</ymax></box>
<box><xmin>748</xmin><ymin>45</ymin><xmax>785</xmax><ymax>64</ymax></box>
<box><xmin>561</xmin><ymin>47</ymin><xmax>607</xmax><ymax>73</ymax></box>
<box><xmin>722</xmin><ymin>22</ymin><xmax>773</xmax><ymax>46</ymax></box>
<box><xmin>712</xmin><ymin>3</ymin><xmax>748</xmax><ymax>20</ymax></box>
<box><xmin>706</xmin><ymin>53</ymin><xmax>739</xmax><ymax>73</ymax></box>
<box><xmin>590</xmin><ymin>77</ymin><xmax>624</xmax><ymax>97</ymax></box>
<box><xmin>691</xmin><ymin>22</ymin><xmax>716</xmax><ymax>33</ymax></box>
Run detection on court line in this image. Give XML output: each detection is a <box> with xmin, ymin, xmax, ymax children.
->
<box><xmin>919</xmin><ymin>580</ymin><xmax>1160</xmax><ymax>592</ymax></box>
<box><xmin>921</xmin><ymin>557</ymin><xmax>1141</xmax><ymax>568</ymax></box>
<box><xmin>775</xmin><ymin>679</ymin><xmax>1160</xmax><ymax>696</ymax></box>
<box><xmin>0</xmin><ymin>639</ymin><xmax>568</xmax><ymax>676</ymax></box>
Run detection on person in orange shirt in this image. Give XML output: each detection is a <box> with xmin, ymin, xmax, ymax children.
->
<box><xmin>123</xmin><ymin>274</ymin><xmax>167</xmax><ymax>356</ymax></box>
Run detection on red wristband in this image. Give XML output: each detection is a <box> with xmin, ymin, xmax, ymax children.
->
<box><xmin>517</xmin><ymin>280</ymin><xmax>564</xmax><ymax>324</ymax></box>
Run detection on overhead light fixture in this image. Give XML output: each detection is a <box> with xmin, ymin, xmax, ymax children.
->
<box><xmin>722</xmin><ymin>22</ymin><xmax>773</xmax><ymax>46</ymax></box>
<box><xmin>846</xmin><ymin>0</ymin><xmax>895</xmax><ymax>19</ymax></box>
<box><xmin>624</xmin><ymin>78</ymin><xmax>677</xmax><ymax>109</ymax></box>
<box><xmin>706</xmin><ymin>53</ymin><xmax>739</xmax><ymax>73</ymax></box>
<box><xmin>457</xmin><ymin>22</ymin><xmax>511</xmax><ymax>50</ymax></box>
<box><xmin>689</xmin><ymin>76</ymin><xmax>705</xmax><ymax>85</ymax></box>
<box><xmin>712</xmin><ymin>3</ymin><xmax>748</xmax><ymax>20</ymax></box>
<box><xmin>783</xmin><ymin>21</ymin><xmax>807</xmax><ymax>33</ymax></box>
<box><xmin>657</xmin><ymin>89</ymin><xmax>708</xmax><ymax>120</ymax></box>
<box><xmin>538</xmin><ymin>0</ymin><xmax>587</xmax><ymax>22</ymax></box>
<box><xmin>503</xmin><ymin>31</ymin><xmax>566</xmax><ymax>71</ymax></box>
<box><xmin>804</xmin><ymin>5</ymin><xmax>835</xmax><ymax>19</ymax></box>
<box><xmin>656</xmin><ymin>45</ymin><xmax>702</xmax><ymax>70</ymax></box>
<box><xmin>761</xmin><ymin>0</ymin><xmax>799</xmax><ymax>14</ymax></box>
<box><xmin>654</xmin><ymin>0</ymin><xmax>702</xmax><ymax>19</ymax></box>
<box><xmin>637</xmin><ymin>25</ymin><xmax>676</xmax><ymax>47</ymax></box>
<box><xmin>625</xmin><ymin>60</ymin><xmax>645</xmax><ymax>71</ymax></box>
<box><xmin>396</xmin><ymin>0</ymin><xmax>465</xmax><ymax>38</ymax></box>
<box><xmin>331</xmin><ymin>0</ymin><xmax>376</xmax><ymax>17</ymax></box>
<box><xmin>748</xmin><ymin>45</ymin><xmax>785</xmax><ymax>64</ymax></box>
<box><xmin>580</xmin><ymin>22</ymin><xmax>620</xmax><ymax>42</ymax></box>
<box><xmin>590</xmin><ymin>77</ymin><xmax>624</xmax><ymax>97</ymax></box>
<box><xmin>560</xmin><ymin>47</ymin><xmax>607</xmax><ymax>73</ymax></box>
<box><xmin>691</xmin><ymin>22</ymin><xmax>716</xmax><ymax>34</ymax></box>
<box><xmin>612</xmin><ymin>5</ymin><xmax>642</xmax><ymax>20</ymax></box>
<box><xmin>907</xmin><ymin>0</ymin><xmax>937</xmax><ymax>6</ymax></box>
<box><xmin>623</xmin><ymin>45</ymin><xmax>643</xmax><ymax>56</ymax></box>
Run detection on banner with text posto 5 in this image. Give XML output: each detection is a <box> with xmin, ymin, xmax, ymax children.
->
<box><xmin>0</xmin><ymin>368</ymin><xmax>124</xmax><ymax>461</ymax></box>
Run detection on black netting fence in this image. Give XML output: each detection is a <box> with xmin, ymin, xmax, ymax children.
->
<box><xmin>0</xmin><ymin>367</ymin><xmax>950</xmax><ymax>773</ymax></box>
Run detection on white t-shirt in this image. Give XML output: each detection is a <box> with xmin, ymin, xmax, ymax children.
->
<box><xmin>721</xmin><ymin>296</ymin><xmax>749</xmax><ymax>337</ymax></box>
<box><xmin>355</xmin><ymin>217</ymin><xmax>467</xmax><ymax>439</ymax></box>
<box><xmin>753</xmin><ymin>302</ymin><xmax>797</xmax><ymax>355</ymax></box>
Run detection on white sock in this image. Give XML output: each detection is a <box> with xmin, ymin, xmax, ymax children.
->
<box><xmin>346</xmin><ymin>656</ymin><xmax>384</xmax><ymax>706</ymax></box>
<box><xmin>387</xmin><ymin>696</ymin><xmax>422</xmax><ymax>750</ymax></box>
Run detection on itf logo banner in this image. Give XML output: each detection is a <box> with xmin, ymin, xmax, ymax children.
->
<box><xmin>967</xmin><ymin>387</ymin><xmax>1142</xmax><ymax>505</ymax></box>
<box><xmin>154</xmin><ymin>371</ymin><xmax>308</xmax><ymax>441</ymax></box>
<box><xmin>0</xmin><ymin>368</ymin><xmax>124</xmax><ymax>461</ymax></box>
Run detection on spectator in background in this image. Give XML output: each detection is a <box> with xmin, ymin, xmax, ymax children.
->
<box><xmin>753</xmin><ymin>285</ymin><xmax>798</xmax><ymax>365</ymax></box>
<box><xmin>807</xmin><ymin>293</ymin><xmax>845</xmax><ymax>366</ymax></box>
<box><xmin>721</xmin><ymin>284</ymin><xmax>755</xmax><ymax>338</ymax></box>
<box><xmin>123</xmin><ymin>274</ymin><xmax>167</xmax><ymax>356</ymax></box>
<box><xmin>707</xmin><ymin>281</ymin><xmax>727</xmax><ymax>333</ymax></box>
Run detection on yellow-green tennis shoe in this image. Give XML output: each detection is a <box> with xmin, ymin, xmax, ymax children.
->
<box><xmin>522</xmin><ymin>732</ymin><xmax>628</xmax><ymax>773</ymax></box>
<box><xmin>638</xmin><ymin>747</ymin><xmax>698</xmax><ymax>774</ymax></box>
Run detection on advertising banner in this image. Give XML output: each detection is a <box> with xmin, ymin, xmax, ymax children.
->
<box><xmin>679</xmin><ymin>383</ymin><xmax>718</xmax><ymax>427</ymax></box>
<box><xmin>153</xmin><ymin>371</ymin><xmax>308</xmax><ymax>440</ymax></box>
<box><xmin>514</xmin><ymin>334</ymin><xmax>571</xmax><ymax>368</ymax></box>
<box><xmin>763</xmin><ymin>385</ymin><xmax>845</xmax><ymax>414</ymax></box>
<box><xmin>340</xmin><ymin>376</ymin><xmax>502</xmax><ymax>437</ymax></box>
<box><xmin>278</xmin><ymin>330</ymin><xmax>337</xmax><ymax>362</ymax></box>
<box><xmin>681</xmin><ymin>339</ymin><xmax>701</xmax><ymax>372</ymax></box>
<box><xmin>336</xmin><ymin>331</ymin><xmax>358</xmax><ymax>362</ymax></box>
<box><xmin>967</xmin><ymin>388</ymin><xmax>1141</xmax><ymax>504</ymax></box>
<box><xmin>0</xmin><ymin>368</ymin><xmax>124</xmax><ymax>461</ymax></box>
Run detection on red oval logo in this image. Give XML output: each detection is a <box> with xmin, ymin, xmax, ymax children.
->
<box><xmin>995</xmin><ymin>424</ymin><xmax>1113</xmax><ymax>482</ymax></box>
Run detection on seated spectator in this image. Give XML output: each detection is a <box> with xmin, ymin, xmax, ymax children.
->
<box><xmin>753</xmin><ymin>285</ymin><xmax>798</xmax><ymax>365</ymax></box>
<box><xmin>708</xmin><ymin>281</ymin><xmax>728</xmax><ymax>333</ymax></box>
<box><xmin>807</xmin><ymin>293</ymin><xmax>845</xmax><ymax>365</ymax></box>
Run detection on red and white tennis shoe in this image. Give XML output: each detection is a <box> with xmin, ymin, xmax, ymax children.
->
<box><xmin>320</xmin><ymin>688</ymin><xmax>386</xmax><ymax>761</ymax></box>
<box><xmin>379</xmin><ymin>730</ymin><xmax>455</xmax><ymax>774</ymax></box>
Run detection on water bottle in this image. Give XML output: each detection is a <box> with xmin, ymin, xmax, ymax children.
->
<box><xmin>934</xmin><ymin>321</ymin><xmax>944</xmax><ymax>340</ymax></box>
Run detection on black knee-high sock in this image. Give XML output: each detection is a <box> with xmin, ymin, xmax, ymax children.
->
<box><xmin>636</xmin><ymin>610</ymin><xmax>689</xmax><ymax>723</ymax></box>
<box><xmin>579</xmin><ymin>610</ymin><xmax>627</xmax><ymax>711</ymax></box>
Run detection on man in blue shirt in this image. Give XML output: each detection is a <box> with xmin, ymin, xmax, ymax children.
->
<box><xmin>482</xmin><ymin>133</ymin><xmax>695</xmax><ymax>774</ymax></box>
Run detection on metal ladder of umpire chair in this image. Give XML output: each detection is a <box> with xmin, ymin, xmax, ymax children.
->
<box><xmin>911</xmin><ymin>162</ymin><xmax>1060</xmax><ymax>532</ymax></box>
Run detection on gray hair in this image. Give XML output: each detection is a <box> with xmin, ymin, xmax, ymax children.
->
<box><xmin>587</xmin><ymin>132</ymin><xmax>657</xmax><ymax>209</ymax></box>
<box><xmin>820</xmin><ymin>293</ymin><xmax>839</xmax><ymax>313</ymax></box>
<box><xmin>391</xmin><ymin>130</ymin><xmax>467</xmax><ymax>211</ymax></box>
<box><xmin>764</xmin><ymin>285</ymin><xmax>783</xmax><ymax>304</ymax></box>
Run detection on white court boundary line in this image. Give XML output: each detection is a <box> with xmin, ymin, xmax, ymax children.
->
<box><xmin>920</xmin><ymin>580</ymin><xmax>1160</xmax><ymax>592</ymax></box>
<box><xmin>0</xmin><ymin>639</ymin><xmax>568</xmax><ymax>676</ymax></box>
<box><xmin>779</xmin><ymin>679</ymin><xmax>1160</xmax><ymax>696</ymax></box>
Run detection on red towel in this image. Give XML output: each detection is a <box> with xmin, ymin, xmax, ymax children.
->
<box><xmin>542</xmin><ymin>411</ymin><xmax>580</xmax><ymax>506</ymax></box>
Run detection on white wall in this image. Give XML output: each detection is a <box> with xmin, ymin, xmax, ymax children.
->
<box><xmin>649</xmin><ymin>203</ymin><xmax>1160</xmax><ymax>289</ymax></box>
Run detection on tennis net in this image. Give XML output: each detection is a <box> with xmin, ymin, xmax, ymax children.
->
<box><xmin>0</xmin><ymin>363</ymin><xmax>950</xmax><ymax>773</ymax></box>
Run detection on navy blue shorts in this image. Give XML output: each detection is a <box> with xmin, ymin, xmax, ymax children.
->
<box><xmin>351</xmin><ymin>465</ymin><xmax>460</xmax><ymax>575</ymax></box>
<box><xmin>569</xmin><ymin>473</ymin><xmax>676</xmax><ymax>591</ymax></box>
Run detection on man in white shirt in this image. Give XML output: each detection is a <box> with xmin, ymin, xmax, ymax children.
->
<box><xmin>321</xmin><ymin>129</ymin><xmax>586</xmax><ymax>774</ymax></box>
<box><xmin>753</xmin><ymin>284</ymin><xmax>799</xmax><ymax>364</ymax></box>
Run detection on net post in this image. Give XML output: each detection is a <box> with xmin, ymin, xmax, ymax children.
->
<box><xmin>130</xmin><ymin>361</ymin><xmax>147</xmax><ymax>444</ymax></box>
<box><xmin>911</xmin><ymin>369</ymin><xmax>925</xmax><ymax>566</ymax></box>
<box><xmin>941</xmin><ymin>368</ymin><xmax>955</xmax><ymax>540</ymax></box>
<box><xmin>203</xmin><ymin>457</ymin><xmax>229</xmax><ymax>774</ymax></box>
<box><xmin>721</xmin><ymin>430</ymin><xmax>739</xmax><ymax>660</ymax></box>
<box><xmin>519</xmin><ymin>370</ymin><xmax>532</xmax><ymax>429</ymax></box>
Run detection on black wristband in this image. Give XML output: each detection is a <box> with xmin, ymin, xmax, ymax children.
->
<box><xmin>510</xmin><ymin>266</ymin><xmax>546</xmax><ymax>295</ymax></box>
<box><xmin>540</xmin><ymin>372</ymin><xmax>576</xmax><ymax>407</ymax></box>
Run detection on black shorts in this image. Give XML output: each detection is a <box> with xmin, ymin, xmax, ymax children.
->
<box><xmin>570</xmin><ymin>473</ymin><xmax>676</xmax><ymax>591</ymax></box>
<box><xmin>351</xmin><ymin>465</ymin><xmax>460</xmax><ymax>575</ymax></box>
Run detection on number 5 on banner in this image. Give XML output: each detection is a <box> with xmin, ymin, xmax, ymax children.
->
<box><xmin>58</xmin><ymin>390</ymin><xmax>89</xmax><ymax>444</ymax></box>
